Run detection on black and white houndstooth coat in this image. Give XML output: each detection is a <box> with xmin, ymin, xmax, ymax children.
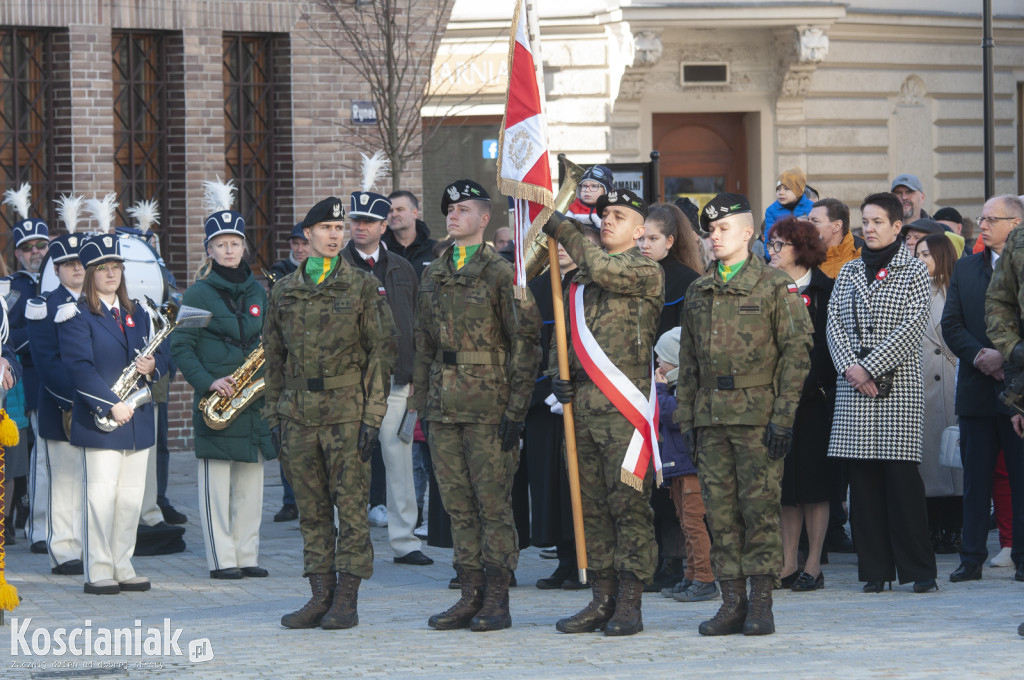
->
<box><xmin>825</xmin><ymin>245</ymin><xmax>931</xmax><ymax>462</ymax></box>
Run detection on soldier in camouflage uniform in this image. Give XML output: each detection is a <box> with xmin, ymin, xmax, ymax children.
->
<box><xmin>263</xmin><ymin>196</ymin><xmax>397</xmax><ymax>631</ymax></box>
<box><xmin>676</xmin><ymin>193</ymin><xmax>812</xmax><ymax>637</ymax></box>
<box><xmin>543</xmin><ymin>188</ymin><xmax>663</xmax><ymax>637</ymax></box>
<box><xmin>411</xmin><ymin>179</ymin><xmax>541</xmax><ymax>632</ymax></box>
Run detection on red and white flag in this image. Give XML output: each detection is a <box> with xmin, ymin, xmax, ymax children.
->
<box><xmin>497</xmin><ymin>0</ymin><xmax>553</xmax><ymax>289</ymax></box>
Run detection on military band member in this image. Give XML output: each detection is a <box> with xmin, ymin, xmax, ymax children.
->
<box><xmin>412</xmin><ymin>180</ymin><xmax>541</xmax><ymax>632</ymax></box>
<box><xmin>2</xmin><ymin>183</ymin><xmax>50</xmax><ymax>552</ymax></box>
<box><xmin>542</xmin><ymin>188</ymin><xmax>663</xmax><ymax>636</ymax></box>
<box><xmin>57</xmin><ymin>229</ymin><xmax>166</xmax><ymax>595</ymax></box>
<box><xmin>25</xmin><ymin>196</ymin><xmax>86</xmax><ymax>575</ymax></box>
<box><xmin>170</xmin><ymin>182</ymin><xmax>275</xmax><ymax>580</ymax></box>
<box><xmin>676</xmin><ymin>193</ymin><xmax>812</xmax><ymax>636</ymax></box>
<box><xmin>264</xmin><ymin>197</ymin><xmax>397</xmax><ymax>630</ymax></box>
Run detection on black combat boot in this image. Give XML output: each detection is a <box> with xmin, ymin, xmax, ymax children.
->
<box><xmin>604</xmin><ymin>571</ymin><xmax>644</xmax><ymax>636</ymax></box>
<box><xmin>555</xmin><ymin>572</ymin><xmax>617</xmax><ymax>633</ymax></box>
<box><xmin>743</xmin><ymin>575</ymin><xmax>776</xmax><ymax>635</ymax></box>
<box><xmin>698</xmin><ymin>578</ymin><xmax>748</xmax><ymax>636</ymax></box>
<box><xmin>281</xmin><ymin>573</ymin><xmax>336</xmax><ymax>629</ymax></box>
<box><xmin>428</xmin><ymin>566</ymin><xmax>484</xmax><ymax>630</ymax></box>
<box><xmin>320</xmin><ymin>573</ymin><xmax>361</xmax><ymax>629</ymax></box>
<box><xmin>469</xmin><ymin>564</ymin><xmax>512</xmax><ymax>631</ymax></box>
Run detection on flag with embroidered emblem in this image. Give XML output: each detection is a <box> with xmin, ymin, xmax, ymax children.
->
<box><xmin>497</xmin><ymin>0</ymin><xmax>553</xmax><ymax>291</ymax></box>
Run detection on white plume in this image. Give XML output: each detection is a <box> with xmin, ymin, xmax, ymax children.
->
<box><xmin>360</xmin><ymin>151</ymin><xmax>390</xmax><ymax>192</ymax></box>
<box><xmin>86</xmin><ymin>194</ymin><xmax>119</xmax><ymax>234</ymax></box>
<box><xmin>2</xmin><ymin>182</ymin><xmax>31</xmax><ymax>221</ymax></box>
<box><xmin>203</xmin><ymin>176</ymin><xmax>236</xmax><ymax>214</ymax></box>
<box><xmin>55</xmin><ymin>194</ymin><xmax>85</xmax><ymax>234</ymax></box>
<box><xmin>127</xmin><ymin>198</ymin><xmax>160</xmax><ymax>232</ymax></box>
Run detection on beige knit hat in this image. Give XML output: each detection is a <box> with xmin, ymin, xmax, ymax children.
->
<box><xmin>777</xmin><ymin>167</ymin><xmax>807</xmax><ymax>197</ymax></box>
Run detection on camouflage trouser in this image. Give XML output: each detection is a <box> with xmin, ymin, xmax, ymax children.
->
<box><xmin>428</xmin><ymin>422</ymin><xmax>519</xmax><ymax>571</ymax></box>
<box><xmin>696</xmin><ymin>425</ymin><xmax>783</xmax><ymax>580</ymax></box>
<box><xmin>575</xmin><ymin>411</ymin><xmax>656</xmax><ymax>583</ymax></box>
<box><xmin>280</xmin><ymin>419</ymin><xmax>373</xmax><ymax>579</ymax></box>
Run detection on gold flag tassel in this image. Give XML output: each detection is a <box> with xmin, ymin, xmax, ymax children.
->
<box><xmin>0</xmin><ymin>408</ymin><xmax>21</xmax><ymax>622</ymax></box>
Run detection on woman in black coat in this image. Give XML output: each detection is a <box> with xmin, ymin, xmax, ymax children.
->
<box><xmin>767</xmin><ymin>217</ymin><xmax>837</xmax><ymax>592</ymax></box>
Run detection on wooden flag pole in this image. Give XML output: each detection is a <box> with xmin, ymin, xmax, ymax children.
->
<box><xmin>546</xmin><ymin>236</ymin><xmax>588</xmax><ymax>583</ymax></box>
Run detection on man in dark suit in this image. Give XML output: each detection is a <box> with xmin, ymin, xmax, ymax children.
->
<box><xmin>941</xmin><ymin>194</ymin><xmax>1024</xmax><ymax>584</ymax></box>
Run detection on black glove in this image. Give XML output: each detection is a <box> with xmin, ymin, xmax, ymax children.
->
<box><xmin>270</xmin><ymin>425</ymin><xmax>282</xmax><ymax>452</ymax></box>
<box><xmin>552</xmin><ymin>377</ymin><xmax>575</xmax><ymax>404</ymax></box>
<box><xmin>541</xmin><ymin>210</ymin><xmax>567</xmax><ymax>237</ymax></box>
<box><xmin>763</xmin><ymin>423</ymin><xmax>794</xmax><ymax>461</ymax></box>
<box><xmin>498</xmin><ymin>415</ymin><xmax>525</xmax><ymax>452</ymax></box>
<box><xmin>358</xmin><ymin>423</ymin><xmax>380</xmax><ymax>462</ymax></box>
<box><xmin>1011</xmin><ymin>341</ymin><xmax>1024</xmax><ymax>368</ymax></box>
<box><xmin>682</xmin><ymin>429</ymin><xmax>697</xmax><ymax>465</ymax></box>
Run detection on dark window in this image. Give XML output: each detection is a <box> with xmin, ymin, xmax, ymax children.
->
<box><xmin>112</xmin><ymin>31</ymin><xmax>168</xmax><ymax>236</ymax></box>
<box><xmin>0</xmin><ymin>27</ymin><xmax>55</xmax><ymax>260</ymax></box>
<box><xmin>223</xmin><ymin>33</ymin><xmax>278</xmax><ymax>271</ymax></box>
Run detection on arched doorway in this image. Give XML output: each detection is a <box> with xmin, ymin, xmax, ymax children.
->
<box><xmin>653</xmin><ymin>113</ymin><xmax>748</xmax><ymax>209</ymax></box>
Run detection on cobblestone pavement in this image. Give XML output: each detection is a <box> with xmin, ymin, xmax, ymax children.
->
<box><xmin>3</xmin><ymin>455</ymin><xmax>1021</xmax><ymax>679</ymax></box>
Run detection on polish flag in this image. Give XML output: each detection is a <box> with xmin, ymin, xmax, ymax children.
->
<box><xmin>497</xmin><ymin>0</ymin><xmax>553</xmax><ymax>288</ymax></box>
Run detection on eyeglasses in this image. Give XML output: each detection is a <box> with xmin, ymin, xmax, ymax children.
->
<box><xmin>579</xmin><ymin>182</ymin><xmax>604</xmax><ymax>192</ymax></box>
<box><xmin>94</xmin><ymin>263</ymin><xmax>124</xmax><ymax>272</ymax></box>
<box><xmin>18</xmin><ymin>241</ymin><xmax>48</xmax><ymax>253</ymax></box>
<box><xmin>766</xmin><ymin>241</ymin><xmax>793</xmax><ymax>254</ymax></box>
<box><xmin>977</xmin><ymin>215</ymin><xmax>1018</xmax><ymax>225</ymax></box>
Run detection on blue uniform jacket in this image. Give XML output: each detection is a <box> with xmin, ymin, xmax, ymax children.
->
<box><xmin>3</xmin><ymin>271</ymin><xmax>40</xmax><ymax>409</ymax></box>
<box><xmin>56</xmin><ymin>298</ymin><xmax>167</xmax><ymax>450</ymax></box>
<box><xmin>656</xmin><ymin>380</ymin><xmax>697</xmax><ymax>481</ymax></box>
<box><xmin>26</xmin><ymin>285</ymin><xmax>78</xmax><ymax>441</ymax></box>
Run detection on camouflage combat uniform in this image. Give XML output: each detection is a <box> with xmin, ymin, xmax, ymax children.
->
<box><xmin>410</xmin><ymin>243</ymin><xmax>541</xmax><ymax>572</ymax></box>
<box><xmin>986</xmin><ymin>225</ymin><xmax>1024</xmax><ymax>362</ymax></box>
<box><xmin>675</xmin><ymin>255</ymin><xmax>812</xmax><ymax>580</ymax></box>
<box><xmin>262</xmin><ymin>260</ymin><xmax>397</xmax><ymax>579</ymax></box>
<box><xmin>548</xmin><ymin>219</ymin><xmax>664</xmax><ymax>583</ymax></box>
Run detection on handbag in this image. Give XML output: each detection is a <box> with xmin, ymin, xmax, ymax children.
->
<box><xmin>939</xmin><ymin>424</ymin><xmax>962</xmax><ymax>469</ymax></box>
<box><xmin>853</xmin><ymin>292</ymin><xmax>896</xmax><ymax>399</ymax></box>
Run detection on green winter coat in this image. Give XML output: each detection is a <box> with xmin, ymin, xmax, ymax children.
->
<box><xmin>170</xmin><ymin>262</ymin><xmax>275</xmax><ymax>462</ymax></box>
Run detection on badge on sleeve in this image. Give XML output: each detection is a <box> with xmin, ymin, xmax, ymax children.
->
<box><xmin>125</xmin><ymin>314</ymin><xmax>135</xmax><ymax>328</ymax></box>
<box><xmin>377</xmin><ymin>286</ymin><xmax>387</xmax><ymax>296</ymax></box>
<box><xmin>786</xmin><ymin>283</ymin><xmax>799</xmax><ymax>294</ymax></box>
<box><xmin>876</xmin><ymin>268</ymin><xmax>888</xmax><ymax>281</ymax></box>
<box><xmin>249</xmin><ymin>304</ymin><xmax>261</xmax><ymax>317</ymax></box>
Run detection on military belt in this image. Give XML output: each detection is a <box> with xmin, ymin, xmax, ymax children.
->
<box><xmin>578</xmin><ymin>364</ymin><xmax>650</xmax><ymax>381</ymax></box>
<box><xmin>284</xmin><ymin>373</ymin><xmax>361</xmax><ymax>392</ymax></box>
<box><xmin>699</xmin><ymin>372</ymin><xmax>773</xmax><ymax>390</ymax></box>
<box><xmin>437</xmin><ymin>350</ymin><xmax>507</xmax><ymax>366</ymax></box>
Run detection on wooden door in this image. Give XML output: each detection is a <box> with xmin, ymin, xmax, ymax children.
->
<box><xmin>653</xmin><ymin>113</ymin><xmax>747</xmax><ymax>209</ymax></box>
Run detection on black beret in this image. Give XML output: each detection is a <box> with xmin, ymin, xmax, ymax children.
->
<box><xmin>699</xmin><ymin>193</ymin><xmax>751</xmax><ymax>231</ymax></box>
<box><xmin>300</xmin><ymin>197</ymin><xmax>346</xmax><ymax>231</ymax></box>
<box><xmin>901</xmin><ymin>217</ymin><xmax>947</xmax><ymax>236</ymax></box>
<box><xmin>594</xmin><ymin>188</ymin><xmax>648</xmax><ymax>220</ymax></box>
<box><xmin>932</xmin><ymin>207</ymin><xmax>963</xmax><ymax>225</ymax></box>
<box><xmin>441</xmin><ymin>179</ymin><xmax>491</xmax><ymax>216</ymax></box>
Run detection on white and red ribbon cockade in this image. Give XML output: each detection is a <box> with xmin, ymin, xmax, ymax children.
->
<box><xmin>569</xmin><ymin>282</ymin><xmax>662</xmax><ymax>490</ymax></box>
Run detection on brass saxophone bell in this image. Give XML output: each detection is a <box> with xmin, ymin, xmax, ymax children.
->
<box><xmin>521</xmin><ymin>154</ymin><xmax>587</xmax><ymax>281</ymax></box>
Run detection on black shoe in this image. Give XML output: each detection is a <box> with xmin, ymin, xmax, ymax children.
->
<box><xmin>160</xmin><ymin>504</ymin><xmax>188</xmax><ymax>525</ymax></box>
<box><xmin>824</xmin><ymin>529</ymin><xmax>855</xmax><ymax>553</ymax></box>
<box><xmin>913</xmin><ymin>579</ymin><xmax>938</xmax><ymax>593</ymax></box>
<box><xmin>563</xmin><ymin>576</ymin><xmax>588</xmax><ymax>590</ymax></box>
<box><xmin>210</xmin><ymin>568</ymin><xmax>244</xmax><ymax>580</ymax></box>
<box><xmin>30</xmin><ymin>541</ymin><xmax>47</xmax><ymax>554</ymax></box>
<box><xmin>949</xmin><ymin>561</ymin><xmax>983</xmax><ymax>582</ymax></box>
<box><xmin>394</xmin><ymin>550</ymin><xmax>433</xmax><ymax>566</ymax></box>
<box><xmin>51</xmin><ymin>560</ymin><xmax>84</xmax><ymax>575</ymax></box>
<box><xmin>274</xmin><ymin>504</ymin><xmax>299</xmax><ymax>522</ymax></box>
<box><xmin>84</xmin><ymin>580</ymin><xmax>120</xmax><ymax>595</ymax></box>
<box><xmin>241</xmin><ymin>566</ymin><xmax>269</xmax><ymax>577</ymax></box>
<box><xmin>539</xmin><ymin>548</ymin><xmax>558</xmax><ymax>559</ymax></box>
<box><xmin>1015</xmin><ymin>563</ymin><xmax>1024</xmax><ymax>582</ymax></box>
<box><xmin>863</xmin><ymin>580</ymin><xmax>887</xmax><ymax>593</ymax></box>
<box><xmin>791</xmin><ymin>571</ymin><xmax>824</xmax><ymax>592</ymax></box>
<box><xmin>3</xmin><ymin>525</ymin><xmax>15</xmax><ymax>546</ymax></box>
<box><xmin>776</xmin><ymin>570</ymin><xmax>801</xmax><ymax>590</ymax></box>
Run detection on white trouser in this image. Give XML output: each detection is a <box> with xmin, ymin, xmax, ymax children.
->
<box><xmin>197</xmin><ymin>456</ymin><xmax>264</xmax><ymax>571</ymax></box>
<box><xmin>27</xmin><ymin>411</ymin><xmax>48</xmax><ymax>544</ymax></box>
<box><xmin>45</xmin><ymin>438</ymin><xmax>84</xmax><ymax>566</ymax></box>
<box><xmin>138</xmin><ymin>409</ymin><xmax>163</xmax><ymax>526</ymax></box>
<box><xmin>380</xmin><ymin>380</ymin><xmax>421</xmax><ymax>557</ymax></box>
<box><xmin>82</xmin><ymin>447</ymin><xmax>148</xmax><ymax>583</ymax></box>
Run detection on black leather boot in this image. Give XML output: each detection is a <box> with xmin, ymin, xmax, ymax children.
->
<box><xmin>428</xmin><ymin>566</ymin><xmax>484</xmax><ymax>630</ymax></box>
<box><xmin>604</xmin><ymin>571</ymin><xmax>644</xmax><ymax>636</ymax></box>
<box><xmin>743</xmin><ymin>574</ymin><xmax>775</xmax><ymax>635</ymax></box>
<box><xmin>698</xmin><ymin>578</ymin><xmax>748</xmax><ymax>636</ymax></box>
<box><xmin>320</xmin><ymin>573</ymin><xmax>360</xmax><ymax>629</ymax></box>
<box><xmin>555</xmin><ymin>572</ymin><xmax>616</xmax><ymax>633</ymax></box>
<box><xmin>469</xmin><ymin>565</ymin><xmax>512</xmax><ymax>631</ymax></box>
<box><xmin>281</xmin><ymin>573</ymin><xmax>336</xmax><ymax>629</ymax></box>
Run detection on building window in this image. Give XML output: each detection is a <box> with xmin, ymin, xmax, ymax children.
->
<box><xmin>223</xmin><ymin>33</ymin><xmax>278</xmax><ymax>271</ymax></box>
<box><xmin>112</xmin><ymin>31</ymin><xmax>168</xmax><ymax>234</ymax></box>
<box><xmin>0</xmin><ymin>28</ymin><xmax>55</xmax><ymax>250</ymax></box>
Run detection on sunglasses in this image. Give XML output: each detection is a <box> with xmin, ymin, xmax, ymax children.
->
<box><xmin>18</xmin><ymin>241</ymin><xmax>48</xmax><ymax>253</ymax></box>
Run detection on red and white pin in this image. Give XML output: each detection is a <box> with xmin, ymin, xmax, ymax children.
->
<box><xmin>876</xmin><ymin>268</ymin><xmax>889</xmax><ymax>281</ymax></box>
<box><xmin>801</xmin><ymin>294</ymin><xmax>811</xmax><ymax>307</ymax></box>
<box><xmin>124</xmin><ymin>314</ymin><xmax>135</xmax><ymax>328</ymax></box>
<box><xmin>249</xmin><ymin>304</ymin><xmax>261</xmax><ymax>317</ymax></box>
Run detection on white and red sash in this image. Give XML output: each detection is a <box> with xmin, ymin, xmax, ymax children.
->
<box><xmin>569</xmin><ymin>282</ymin><xmax>662</xmax><ymax>490</ymax></box>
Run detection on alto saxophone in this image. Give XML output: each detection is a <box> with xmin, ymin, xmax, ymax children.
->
<box><xmin>199</xmin><ymin>344</ymin><xmax>265</xmax><ymax>430</ymax></box>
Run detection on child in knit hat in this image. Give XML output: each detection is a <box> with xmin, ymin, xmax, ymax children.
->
<box><xmin>764</xmin><ymin>167</ymin><xmax>814</xmax><ymax>229</ymax></box>
<box><xmin>565</xmin><ymin>164</ymin><xmax>614</xmax><ymax>234</ymax></box>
